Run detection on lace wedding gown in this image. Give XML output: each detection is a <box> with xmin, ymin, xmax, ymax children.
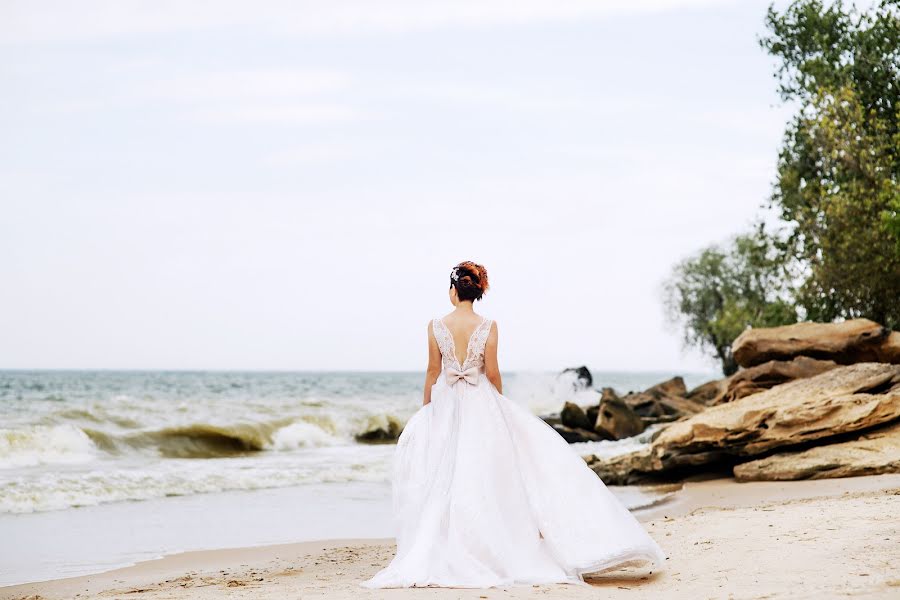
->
<box><xmin>360</xmin><ymin>316</ymin><xmax>667</xmax><ymax>589</ymax></box>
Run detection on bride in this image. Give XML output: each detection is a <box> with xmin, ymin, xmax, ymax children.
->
<box><xmin>360</xmin><ymin>261</ymin><xmax>667</xmax><ymax>589</ymax></box>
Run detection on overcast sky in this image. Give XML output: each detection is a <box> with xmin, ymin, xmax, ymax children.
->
<box><xmin>1</xmin><ymin>0</ymin><xmax>800</xmax><ymax>373</ymax></box>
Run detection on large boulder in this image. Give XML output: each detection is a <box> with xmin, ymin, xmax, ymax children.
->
<box><xmin>881</xmin><ymin>331</ymin><xmax>900</xmax><ymax>363</ymax></box>
<box><xmin>619</xmin><ymin>376</ymin><xmax>704</xmax><ymax>424</ymax></box>
<box><xmin>584</xmin><ymin>446</ymin><xmax>657</xmax><ymax>485</ymax></box>
<box><xmin>551</xmin><ymin>423</ymin><xmax>603</xmax><ymax>443</ymax></box>
<box><xmin>594</xmin><ymin>396</ymin><xmax>645</xmax><ymax>440</ymax></box>
<box><xmin>651</xmin><ymin>363</ymin><xmax>900</xmax><ymax>469</ymax></box>
<box><xmin>716</xmin><ymin>356</ymin><xmax>839</xmax><ymax>404</ymax></box>
<box><xmin>685</xmin><ymin>378</ymin><xmax>727</xmax><ymax>405</ymax></box>
<box><xmin>585</xmin><ymin>363</ymin><xmax>900</xmax><ymax>480</ymax></box>
<box><xmin>560</xmin><ymin>401</ymin><xmax>594</xmax><ymax>431</ymax></box>
<box><xmin>733</xmin><ymin>419</ymin><xmax>900</xmax><ymax>481</ymax></box>
<box><xmin>647</xmin><ymin>376</ymin><xmax>687</xmax><ymax>397</ymax></box>
<box><xmin>731</xmin><ymin>319</ymin><xmax>896</xmax><ymax>368</ymax></box>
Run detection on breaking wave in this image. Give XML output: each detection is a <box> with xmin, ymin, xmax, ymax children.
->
<box><xmin>1</xmin><ymin>412</ymin><xmax>404</xmax><ymax>466</ymax></box>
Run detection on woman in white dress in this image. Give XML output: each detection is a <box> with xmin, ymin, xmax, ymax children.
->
<box><xmin>360</xmin><ymin>261</ymin><xmax>667</xmax><ymax>589</ymax></box>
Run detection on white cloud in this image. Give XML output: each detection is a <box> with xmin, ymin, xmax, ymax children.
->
<box><xmin>2</xmin><ymin>0</ymin><xmax>733</xmax><ymax>43</ymax></box>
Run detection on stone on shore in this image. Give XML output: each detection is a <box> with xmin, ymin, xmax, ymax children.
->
<box><xmin>733</xmin><ymin>419</ymin><xmax>900</xmax><ymax>481</ymax></box>
<box><xmin>622</xmin><ymin>376</ymin><xmax>705</xmax><ymax>424</ymax></box>
<box><xmin>586</xmin><ymin>363</ymin><xmax>900</xmax><ymax>481</ymax></box>
<box><xmin>560</xmin><ymin>401</ymin><xmax>594</xmax><ymax>431</ymax></box>
<box><xmin>651</xmin><ymin>362</ymin><xmax>900</xmax><ymax>469</ymax></box>
<box><xmin>685</xmin><ymin>378</ymin><xmax>728</xmax><ymax>405</ymax></box>
<box><xmin>716</xmin><ymin>356</ymin><xmax>839</xmax><ymax>404</ymax></box>
<box><xmin>731</xmin><ymin>318</ymin><xmax>896</xmax><ymax>368</ymax></box>
<box><xmin>594</xmin><ymin>395</ymin><xmax>645</xmax><ymax>440</ymax></box>
<box><xmin>551</xmin><ymin>423</ymin><xmax>604</xmax><ymax>443</ymax></box>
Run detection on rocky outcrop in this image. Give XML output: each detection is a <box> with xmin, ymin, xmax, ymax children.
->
<box><xmin>551</xmin><ymin>423</ymin><xmax>604</xmax><ymax>443</ymax></box>
<box><xmin>716</xmin><ymin>356</ymin><xmax>839</xmax><ymax>404</ymax></box>
<box><xmin>685</xmin><ymin>378</ymin><xmax>728</xmax><ymax>405</ymax></box>
<box><xmin>594</xmin><ymin>395</ymin><xmax>645</xmax><ymax>440</ymax></box>
<box><xmin>584</xmin><ymin>446</ymin><xmax>658</xmax><ymax>485</ymax></box>
<box><xmin>560</xmin><ymin>401</ymin><xmax>594</xmax><ymax>431</ymax></box>
<box><xmin>647</xmin><ymin>376</ymin><xmax>687</xmax><ymax>397</ymax></box>
<box><xmin>731</xmin><ymin>319</ymin><xmax>897</xmax><ymax>368</ymax></box>
<box><xmin>622</xmin><ymin>377</ymin><xmax>705</xmax><ymax>424</ymax></box>
<box><xmin>684</xmin><ymin>357</ymin><xmax>839</xmax><ymax>408</ymax></box>
<box><xmin>881</xmin><ymin>331</ymin><xmax>900</xmax><ymax>363</ymax></box>
<box><xmin>585</xmin><ymin>363</ymin><xmax>900</xmax><ymax>481</ymax></box>
<box><xmin>733</xmin><ymin>419</ymin><xmax>900</xmax><ymax>481</ymax></box>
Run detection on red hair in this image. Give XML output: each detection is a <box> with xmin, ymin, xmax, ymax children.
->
<box><xmin>451</xmin><ymin>261</ymin><xmax>489</xmax><ymax>301</ymax></box>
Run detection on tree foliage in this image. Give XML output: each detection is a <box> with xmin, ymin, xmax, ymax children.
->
<box><xmin>761</xmin><ymin>0</ymin><xmax>900</xmax><ymax>327</ymax></box>
<box><xmin>664</xmin><ymin>230</ymin><xmax>798</xmax><ymax>375</ymax></box>
<box><xmin>664</xmin><ymin>1</ymin><xmax>900</xmax><ymax>374</ymax></box>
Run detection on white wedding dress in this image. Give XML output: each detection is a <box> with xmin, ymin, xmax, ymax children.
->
<box><xmin>360</xmin><ymin>316</ymin><xmax>667</xmax><ymax>589</ymax></box>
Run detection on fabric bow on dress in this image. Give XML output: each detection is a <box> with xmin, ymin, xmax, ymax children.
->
<box><xmin>445</xmin><ymin>365</ymin><xmax>479</xmax><ymax>385</ymax></box>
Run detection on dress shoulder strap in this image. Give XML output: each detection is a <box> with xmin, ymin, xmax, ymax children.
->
<box><xmin>432</xmin><ymin>317</ymin><xmax>452</xmax><ymax>360</ymax></box>
<box><xmin>469</xmin><ymin>317</ymin><xmax>493</xmax><ymax>360</ymax></box>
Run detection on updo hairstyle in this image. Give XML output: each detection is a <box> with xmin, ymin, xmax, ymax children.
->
<box><xmin>450</xmin><ymin>261</ymin><xmax>490</xmax><ymax>302</ymax></box>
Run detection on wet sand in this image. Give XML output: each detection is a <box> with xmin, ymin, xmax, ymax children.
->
<box><xmin>4</xmin><ymin>473</ymin><xmax>900</xmax><ymax>599</ymax></box>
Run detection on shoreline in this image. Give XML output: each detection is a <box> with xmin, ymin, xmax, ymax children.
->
<box><xmin>5</xmin><ymin>473</ymin><xmax>900</xmax><ymax>599</ymax></box>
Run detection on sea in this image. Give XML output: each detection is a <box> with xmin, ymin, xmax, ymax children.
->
<box><xmin>0</xmin><ymin>369</ymin><xmax>714</xmax><ymax>587</ymax></box>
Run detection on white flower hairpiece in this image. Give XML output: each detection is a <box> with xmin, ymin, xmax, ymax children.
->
<box><xmin>450</xmin><ymin>267</ymin><xmax>460</xmax><ymax>282</ymax></box>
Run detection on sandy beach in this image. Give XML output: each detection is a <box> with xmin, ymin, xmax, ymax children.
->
<box><xmin>5</xmin><ymin>472</ymin><xmax>899</xmax><ymax>600</ymax></box>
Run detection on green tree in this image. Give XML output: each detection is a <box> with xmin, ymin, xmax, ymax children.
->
<box><xmin>760</xmin><ymin>0</ymin><xmax>900</xmax><ymax>327</ymax></box>
<box><xmin>664</xmin><ymin>230</ymin><xmax>798</xmax><ymax>375</ymax></box>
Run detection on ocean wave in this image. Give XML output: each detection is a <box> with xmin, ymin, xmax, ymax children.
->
<box><xmin>0</xmin><ymin>451</ymin><xmax>394</xmax><ymax>513</ymax></box>
<box><xmin>0</xmin><ymin>413</ymin><xmax>405</xmax><ymax>465</ymax></box>
<box><xmin>0</xmin><ymin>425</ymin><xmax>100</xmax><ymax>468</ymax></box>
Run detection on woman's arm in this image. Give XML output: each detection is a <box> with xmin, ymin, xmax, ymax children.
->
<box><xmin>483</xmin><ymin>321</ymin><xmax>502</xmax><ymax>394</ymax></box>
<box><xmin>423</xmin><ymin>321</ymin><xmax>442</xmax><ymax>406</ymax></box>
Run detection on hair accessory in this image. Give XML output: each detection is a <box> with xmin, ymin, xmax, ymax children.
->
<box><xmin>450</xmin><ymin>267</ymin><xmax>460</xmax><ymax>282</ymax></box>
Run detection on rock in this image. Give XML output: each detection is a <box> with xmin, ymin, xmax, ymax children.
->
<box><xmin>585</xmin><ymin>404</ymin><xmax>599</xmax><ymax>428</ymax></box>
<box><xmin>560</xmin><ymin>366</ymin><xmax>593</xmax><ymax>388</ymax></box>
<box><xmin>646</xmin><ymin>376</ymin><xmax>687</xmax><ymax>397</ymax></box>
<box><xmin>584</xmin><ymin>446</ymin><xmax>658</xmax><ymax>485</ymax></box>
<box><xmin>622</xmin><ymin>378</ymin><xmax>705</xmax><ymax>423</ymax></box>
<box><xmin>731</xmin><ymin>319</ymin><xmax>894</xmax><ymax>368</ymax></box>
<box><xmin>551</xmin><ymin>423</ymin><xmax>603</xmax><ymax>443</ymax></box>
<box><xmin>560</xmin><ymin>401</ymin><xmax>594</xmax><ymax>431</ymax></box>
<box><xmin>650</xmin><ymin>363</ymin><xmax>900</xmax><ymax>470</ymax></box>
<box><xmin>587</xmin><ymin>363</ymin><xmax>900</xmax><ymax>481</ymax></box>
<box><xmin>733</xmin><ymin>419</ymin><xmax>900</xmax><ymax>481</ymax></box>
<box><xmin>594</xmin><ymin>396</ymin><xmax>645</xmax><ymax>440</ymax></box>
<box><xmin>717</xmin><ymin>356</ymin><xmax>839</xmax><ymax>404</ymax></box>
<box><xmin>599</xmin><ymin>387</ymin><xmax>619</xmax><ymax>402</ymax></box>
<box><xmin>685</xmin><ymin>378</ymin><xmax>727</xmax><ymax>405</ymax></box>
<box><xmin>881</xmin><ymin>331</ymin><xmax>900</xmax><ymax>363</ymax></box>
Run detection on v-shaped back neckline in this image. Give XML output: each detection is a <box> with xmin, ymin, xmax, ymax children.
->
<box><xmin>439</xmin><ymin>316</ymin><xmax>487</xmax><ymax>369</ymax></box>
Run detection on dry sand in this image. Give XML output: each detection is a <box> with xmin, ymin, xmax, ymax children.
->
<box><xmin>4</xmin><ymin>473</ymin><xmax>900</xmax><ymax>600</ymax></box>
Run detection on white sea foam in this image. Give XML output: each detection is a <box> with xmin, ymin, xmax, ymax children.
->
<box><xmin>0</xmin><ymin>424</ymin><xmax>100</xmax><ymax>469</ymax></box>
<box><xmin>0</xmin><ymin>370</ymin><xmax>713</xmax><ymax>514</ymax></box>
<box><xmin>271</xmin><ymin>421</ymin><xmax>342</xmax><ymax>449</ymax></box>
<box><xmin>0</xmin><ymin>446</ymin><xmax>395</xmax><ymax>513</ymax></box>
